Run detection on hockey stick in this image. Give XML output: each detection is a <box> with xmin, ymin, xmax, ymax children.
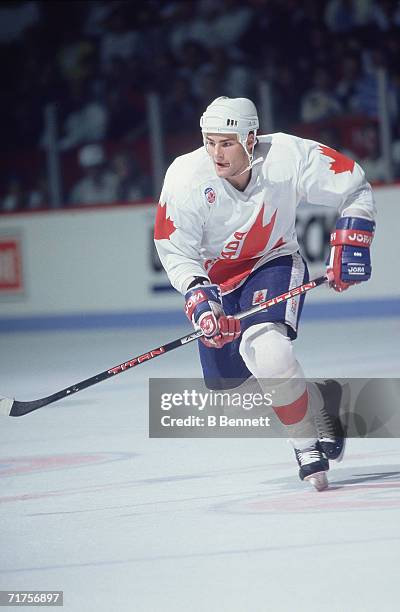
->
<box><xmin>0</xmin><ymin>275</ymin><xmax>327</xmax><ymax>417</ymax></box>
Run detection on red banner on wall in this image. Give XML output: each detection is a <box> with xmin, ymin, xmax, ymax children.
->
<box><xmin>0</xmin><ymin>237</ymin><xmax>23</xmax><ymax>292</ymax></box>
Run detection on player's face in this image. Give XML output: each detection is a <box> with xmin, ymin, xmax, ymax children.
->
<box><xmin>205</xmin><ymin>133</ymin><xmax>250</xmax><ymax>179</ymax></box>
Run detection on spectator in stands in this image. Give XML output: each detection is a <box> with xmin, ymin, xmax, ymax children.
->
<box><xmin>300</xmin><ymin>66</ymin><xmax>342</xmax><ymax>123</ymax></box>
<box><xmin>351</xmin><ymin>46</ymin><xmax>398</xmax><ymax>119</ymax></box>
<box><xmin>162</xmin><ymin>77</ymin><xmax>199</xmax><ymax>134</ymax></box>
<box><xmin>357</xmin><ymin>123</ymin><xmax>387</xmax><ymax>182</ymax></box>
<box><xmin>268</xmin><ymin>63</ymin><xmax>301</xmax><ymax>131</ymax></box>
<box><xmin>200</xmin><ymin>46</ymin><xmax>255</xmax><ymax>99</ymax></box>
<box><xmin>111</xmin><ymin>151</ymin><xmax>151</xmax><ymax>201</ymax></box>
<box><xmin>69</xmin><ymin>144</ymin><xmax>117</xmax><ymax>205</ymax></box>
<box><xmin>57</xmin><ymin>33</ymin><xmax>96</xmax><ymax>90</ymax></box>
<box><xmin>195</xmin><ymin>71</ymin><xmax>223</xmax><ymax>113</ymax></box>
<box><xmin>324</xmin><ymin>0</ymin><xmax>368</xmax><ymax>32</ymax></box>
<box><xmin>58</xmin><ymin>82</ymin><xmax>108</xmax><ymax>151</ymax></box>
<box><xmin>166</xmin><ymin>1</ymin><xmax>211</xmax><ymax>59</ymax></box>
<box><xmin>2</xmin><ymin>0</ymin><xmax>400</xmax><ymax>190</ymax></box>
<box><xmin>99</xmin><ymin>6</ymin><xmax>140</xmax><ymax>71</ymax></box>
<box><xmin>296</xmin><ymin>25</ymin><xmax>336</xmax><ymax>78</ymax></box>
<box><xmin>335</xmin><ymin>54</ymin><xmax>362</xmax><ymax>112</ymax></box>
<box><xmin>210</xmin><ymin>0</ymin><xmax>254</xmax><ymax>48</ymax></box>
<box><xmin>177</xmin><ymin>40</ymin><xmax>209</xmax><ymax>100</ymax></box>
<box><xmin>370</xmin><ymin>0</ymin><xmax>400</xmax><ymax>31</ymax></box>
<box><xmin>105</xmin><ymin>56</ymin><xmax>147</xmax><ymax>142</ymax></box>
<box><xmin>0</xmin><ymin>0</ymin><xmax>40</xmax><ymax>44</ymax></box>
<box><xmin>83</xmin><ymin>0</ymin><xmax>115</xmax><ymax>38</ymax></box>
<box><xmin>1</xmin><ymin>177</ymin><xmax>25</xmax><ymax>212</ymax></box>
<box><xmin>166</xmin><ymin>0</ymin><xmax>254</xmax><ymax>58</ymax></box>
<box><xmin>27</xmin><ymin>175</ymin><xmax>49</xmax><ymax>210</ymax></box>
<box><xmin>149</xmin><ymin>49</ymin><xmax>178</xmax><ymax>95</ymax></box>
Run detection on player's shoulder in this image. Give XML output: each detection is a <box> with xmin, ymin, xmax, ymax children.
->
<box><xmin>255</xmin><ymin>133</ymin><xmax>310</xmax><ymax>182</ymax></box>
<box><xmin>164</xmin><ymin>146</ymin><xmax>216</xmax><ymax>192</ymax></box>
<box><xmin>258</xmin><ymin>132</ymin><xmax>311</xmax><ymax>159</ymax></box>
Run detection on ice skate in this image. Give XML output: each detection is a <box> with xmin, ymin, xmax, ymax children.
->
<box><xmin>293</xmin><ymin>443</ymin><xmax>329</xmax><ymax>491</ymax></box>
<box><xmin>314</xmin><ymin>380</ymin><xmax>350</xmax><ymax>462</ymax></box>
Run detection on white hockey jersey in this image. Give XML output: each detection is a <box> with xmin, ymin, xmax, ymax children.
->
<box><xmin>155</xmin><ymin>133</ymin><xmax>376</xmax><ymax>295</ymax></box>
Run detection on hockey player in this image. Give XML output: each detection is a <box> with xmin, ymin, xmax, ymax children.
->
<box><xmin>154</xmin><ymin>96</ymin><xmax>376</xmax><ymax>491</ymax></box>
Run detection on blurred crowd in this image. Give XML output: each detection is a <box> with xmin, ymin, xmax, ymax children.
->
<box><xmin>1</xmin><ymin>0</ymin><xmax>400</xmax><ymax>210</ymax></box>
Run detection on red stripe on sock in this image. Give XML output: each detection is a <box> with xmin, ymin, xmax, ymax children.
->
<box><xmin>273</xmin><ymin>389</ymin><xmax>308</xmax><ymax>425</ymax></box>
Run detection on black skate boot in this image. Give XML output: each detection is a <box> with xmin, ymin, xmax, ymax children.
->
<box><xmin>314</xmin><ymin>380</ymin><xmax>350</xmax><ymax>462</ymax></box>
<box><xmin>293</xmin><ymin>443</ymin><xmax>329</xmax><ymax>491</ymax></box>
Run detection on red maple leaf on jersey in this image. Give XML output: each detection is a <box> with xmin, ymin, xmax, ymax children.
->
<box><xmin>239</xmin><ymin>206</ymin><xmax>277</xmax><ymax>259</ymax></box>
<box><xmin>207</xmin><ymin>205</ymin><xmax>282</xmax><ymax>292</ymax></box>
<box><xmin>319</xmin><ymin>145</ymin><xmax>355</xmax><ymax>174</ymax></box>
<box><xmin>154</xmin><ymin>203</ymin><xmax>176</xmax><ymax>240</ymax></box>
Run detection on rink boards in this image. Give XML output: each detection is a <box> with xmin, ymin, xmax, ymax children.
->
<box><xmin>0</xmin><ymin>185</ymin><xmax>399</xmax><ymax>328</ymax></box>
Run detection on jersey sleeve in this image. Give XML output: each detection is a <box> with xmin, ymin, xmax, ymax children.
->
<box><xmin>298</xmin><ymin>140</ymin><xmax>376</xmax><ymax>220</ymax></box>
<box><xmin>154</xmin><ymin>166</ymin><xmax>210</xmax><ymax>295</ymax></box>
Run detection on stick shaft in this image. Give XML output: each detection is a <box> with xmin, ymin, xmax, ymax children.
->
<box><xmin>8</xmin><ymin>275</ymin><xmax>326</xmax><ymax>417</ymax></box>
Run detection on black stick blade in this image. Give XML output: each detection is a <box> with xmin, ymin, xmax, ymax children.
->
<box><xmin>10</xmin><ymin>399</ymin><xmax>39</xmax><ymax>417</ymax></box>
<box><xmin>10</xmin><ymin>398</ymin><xmax>53</xmax><ymax>417</ymax></box>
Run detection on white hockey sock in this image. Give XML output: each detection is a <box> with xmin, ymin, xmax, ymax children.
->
<box><xmin>239</xmin><ymin>323</ymin><xmax>318</xmax><ymax>445</ymax></box>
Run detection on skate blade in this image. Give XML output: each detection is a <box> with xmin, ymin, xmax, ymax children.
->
<box><xmin>305</xmin><ymin>471</ymin><xmax>328</xmax><ymax>491</ymax></box>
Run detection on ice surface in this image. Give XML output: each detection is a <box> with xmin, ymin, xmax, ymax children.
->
<box><xmin>0</xmin><ymin>317</ymin><xmax>399</xmax><ymax>612</ymax></box>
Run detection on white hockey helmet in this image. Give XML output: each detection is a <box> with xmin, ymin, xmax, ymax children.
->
<box><xmin>200</xmin><ymin>96</ymin><xmax>259</xmax><ymax>164</ymax></box>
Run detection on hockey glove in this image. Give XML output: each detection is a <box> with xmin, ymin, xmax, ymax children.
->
<box><xmin>327</xmin><ymin>217</ymin><xmax>375</xmax><ymax>292</ymax></box>
<box><xmin>184</xmin><ymin>283</ymin><xmax>241</xmax><ymax>348</ymax></box>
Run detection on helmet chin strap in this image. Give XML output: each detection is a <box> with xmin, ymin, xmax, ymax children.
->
<box><xmin>237</xmin><ymin>155</ymin><xmax>263</xmax><ymax>176</ymax></box>
<box><xmin>237</xmin><ymin>135</ymin><xmax>262</xmax><ymax>175</ymax></box>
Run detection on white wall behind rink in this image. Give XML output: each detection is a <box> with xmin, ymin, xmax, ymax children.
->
<box><xmin>0</xmin><ymin>184</ymin><xmax>398</xmax><ymax>319</ymax></box>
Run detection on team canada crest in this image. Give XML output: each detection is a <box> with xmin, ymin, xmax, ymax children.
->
<box><xmin>204</xmin><ymin>187</ymin><xmax>216</xmax><ymax>204</ymax></box>
<box><xmin>252</xmin><ymin>289</ymin><xmax>268</xmax><ymax>305</ymax></box>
